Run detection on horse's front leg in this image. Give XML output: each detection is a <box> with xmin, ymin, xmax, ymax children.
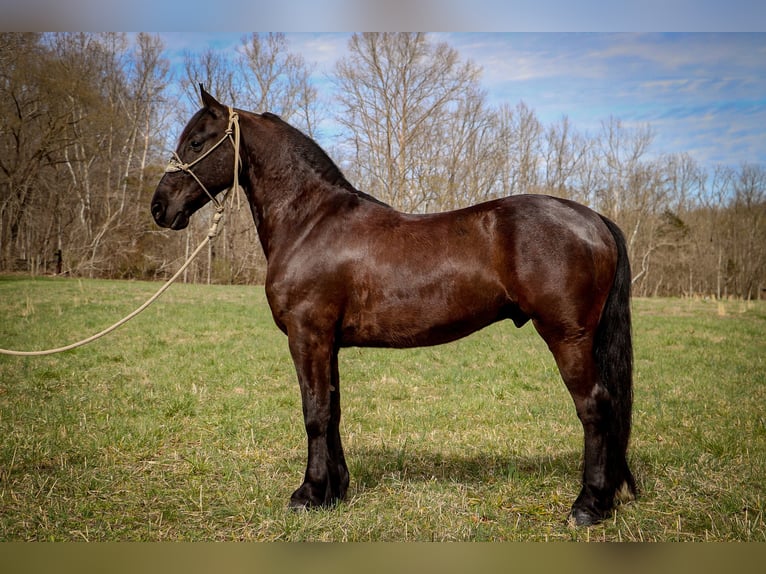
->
<box><xmin>287</xmin><ymin>330</ymin><xmax>349</xmax><ymax>509</ymax></box>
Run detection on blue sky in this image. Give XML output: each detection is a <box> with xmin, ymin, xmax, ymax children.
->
<box><xmin>158</xmin><ymin>32</ymin><xmax>766</xmax><ymax>171</ymax></box>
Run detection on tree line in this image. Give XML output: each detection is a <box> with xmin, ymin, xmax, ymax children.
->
<box><xmin>1</xmin><ymin>32</ymin><xmax>764</xmax><ymax>298</ymax></box>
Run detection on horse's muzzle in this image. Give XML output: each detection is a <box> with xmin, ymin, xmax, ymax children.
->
<box><xmin>151</xmin><ymin>199</ymin><xmax>189</xmax><ymax>230</ymax></box>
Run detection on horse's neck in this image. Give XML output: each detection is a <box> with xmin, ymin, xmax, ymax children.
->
<box><xmin>242</xmin><ymin>168</ymin><xmax>347</xmax><ymax>261</ymax></box>
<box><xmin>237</xmin><ymin>115</ymin><xmax>385</xmax><ymax>260</ymax></box>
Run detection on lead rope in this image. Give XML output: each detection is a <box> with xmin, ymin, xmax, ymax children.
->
<box><xmin>0</xmin><ymin>109</ymin><xmax>241</xmax><ymax>357</ymax></box>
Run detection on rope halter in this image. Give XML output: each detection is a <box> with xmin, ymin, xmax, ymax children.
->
<box><xmin>164</xmin><ymin>106</ymin><xmax>242</xmax><ymax>237</ymax></box>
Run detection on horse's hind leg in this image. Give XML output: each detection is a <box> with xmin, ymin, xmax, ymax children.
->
<box><xmin>542</xmin><ymin>334</ymin><xmax>627</xmax><ymax>525</ymax></box>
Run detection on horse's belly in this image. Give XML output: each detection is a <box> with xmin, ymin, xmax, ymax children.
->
<box><xmin>339</xmin><ymin>285</ymin><xmax>508</xmax><ymax>348</ymax></box>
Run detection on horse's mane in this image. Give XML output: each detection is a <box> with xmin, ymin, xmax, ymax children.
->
<box><xmin>260</xmin><ymin>112</ymin><xmax>389</xmax><ymax>208</ymax></box>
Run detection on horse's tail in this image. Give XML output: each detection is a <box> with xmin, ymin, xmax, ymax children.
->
<box><xmin>594</xmin><ymin>215</ymin><xmax>637</xmax><ymax>500</ymax></box>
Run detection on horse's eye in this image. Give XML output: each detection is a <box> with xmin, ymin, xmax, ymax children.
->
<box><xmin>190</xmin><ymin>140</ymin><xmax>203</xmax><ymax>152</ymax></box>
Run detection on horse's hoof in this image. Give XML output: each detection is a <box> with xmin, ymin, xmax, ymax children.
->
<box><xmin>289</xmin><ymin>483</ymin><xmax>338</xmax><ymax>511</ymax></box>
<box><xmin>288</xmin><ymin>487</ymin><xmax>316</xmax><ymax>511</ymax></box>
<box><xmin>567</xmin><ymin>507</ymin><xmax>602</xmax><ymax>527</ymax></box>
<box><xmin>288</xmin><ymin>500</ymin><xmax>309</xmax><ymax>512</ymax></box>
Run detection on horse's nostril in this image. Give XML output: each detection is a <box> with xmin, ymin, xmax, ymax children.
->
<box><xmin>151</xmin><ymin>201</ymin><xmax>164</xmax><ymax>222</ymax></box>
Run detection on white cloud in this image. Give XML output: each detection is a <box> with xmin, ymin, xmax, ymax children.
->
<box><xmin>286</xmin><ymin>34</ymin><xmax>351</xmax><ymax>72</ymax></box>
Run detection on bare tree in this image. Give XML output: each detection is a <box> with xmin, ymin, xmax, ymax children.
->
<box><xmin>238</xmin><ymin>33</ymin><xmax>320</xmax><ymax>136</ymax></box>
<box><xmin>181</xmin><ymin>48</ymin><xmax>237</xmax><ymax>112</ymax></box>
<box><xmin>495</xmin><ymin>101</ymin><xmax>543</xmax><ymax>197</ymax></box>
<box><xmin>595</xmin><ymin>116</ymin><xmax>655</xmax><ymax>219</ymax></box>
<box><xmin>541</xmin><ymin>115</ymin><xmax>590</xmax><ymax>200</ymax></box>
<box><xmin>437</xmin><ymin>88</ymin><xmax>505</xmax><ymax>210</ymax></box>
<box><xmin>332</xmin><ymin>33</ymin><xmax>492</xmax><ymax>212</ymax></box>
<box><xmin>700</xmin><ymin>165</ymin><xmax>736</xmax><ymax>298</ymax></box>
<box><xmin>0</xmin><ymin>33</ymin><xmax>173</xmax><ymax>277</ymax></box>
<box><xmin>730</xmin><ymin>164</ymin><xmax>766</xmax><ymax>299</ymax></box>
<box><xmin>53</xmin><ymin>33</ymin><xmax>172</xmax><ymax>277</ymax></box>
<box><xmin>0</xmin><ymin>33</ymin><xmax>62</xmax><ymax>272</ymax></box>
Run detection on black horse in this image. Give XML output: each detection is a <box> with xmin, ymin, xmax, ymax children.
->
<box><xmin>151</xmin><ymin>86</ymin><xmax>636</xmax><ymax>526</ymax></box>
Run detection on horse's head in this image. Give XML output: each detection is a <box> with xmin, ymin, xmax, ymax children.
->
<box><xmin>151</xmin><ymin>85</ymin><xmax>239</xmax><ymax>230</ymax></box>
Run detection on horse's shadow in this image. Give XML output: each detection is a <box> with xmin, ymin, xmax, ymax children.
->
<box><xmin>346</xmin><ymin>444</ymin><xmax>582</xmax><ymax>492</ymax></box>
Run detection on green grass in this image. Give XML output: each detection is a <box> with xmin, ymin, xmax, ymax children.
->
<box><xmin>1</xmin><ymin>275</ymin><xmax>765</xmax><ymax>541</ymax></box>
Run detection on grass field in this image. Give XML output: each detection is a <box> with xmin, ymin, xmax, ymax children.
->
<box><xmin>1</xmin><ymin>275</ymin><xmax>764</xmax><ymax>541</ymax></box>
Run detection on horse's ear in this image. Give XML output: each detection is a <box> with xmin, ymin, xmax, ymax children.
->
<box><xmin>199</xmin><ymin>84</ymin><xmax>225</xmax><ymax>113</ymax></box>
